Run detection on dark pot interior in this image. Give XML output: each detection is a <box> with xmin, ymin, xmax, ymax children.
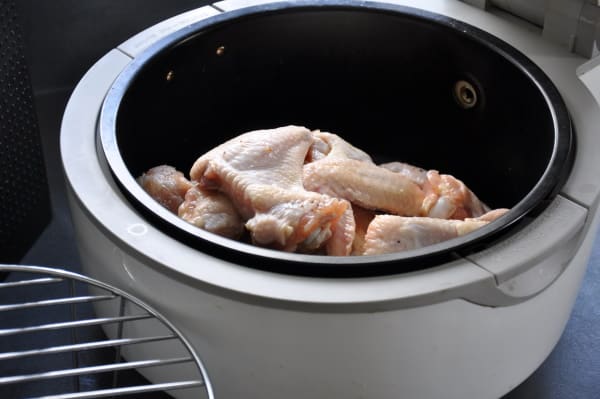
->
<box><xmin>100</xmin><ymin>1</ymin><xmax>573</xmax><ymax>277</ymax></box>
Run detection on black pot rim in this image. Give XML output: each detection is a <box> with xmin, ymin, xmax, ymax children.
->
<box><xmin>98</xmin><ymin>0</ymin><xmax>574</xmax><ymax>277</ymax></box>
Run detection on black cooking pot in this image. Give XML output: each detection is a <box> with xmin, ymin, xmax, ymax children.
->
<box><xmin>99</xmin><ymin>1</ymin><xmax>573</xmax><ymax>277</ymax></box>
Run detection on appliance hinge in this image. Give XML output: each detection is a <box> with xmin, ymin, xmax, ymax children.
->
<box><xmin>459</xmin><ymin>0</ymin><xmax>600</xmax><ymax>59</ymax></box>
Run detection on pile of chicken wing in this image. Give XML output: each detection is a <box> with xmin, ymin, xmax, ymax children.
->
<box><xmin>139</xmin><ymin>126</ymin><xmax>508</xmax><ymax>256</ymax></box>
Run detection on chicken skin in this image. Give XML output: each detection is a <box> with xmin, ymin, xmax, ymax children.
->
<box><xmin>304</xmin><ymin>159</ymin><xmax>426</xmax><ymax>216</ymax></box>
<box><xmin>306</xmin><ymin>131</ymin><xmax>374</xmax><ymax>163</ymax></box>
<box><xmin>362</xmin><ymin>209</ymin><xmax>509</xmax><ymax>255</ymax></box>
<box><xmin>351</xmin><ymin>205</ymin><xmax>377</xmax><ymax>256</ymax></box>
<box><xmin>178</xmin><ymin>185</ymin><xmax>244</xmax><ymax>239</ymax></box>
<box><xmin>190</xmin><ymin>126</ymin><xmax>354</xmax><ymax>255</ymax></box>
<box><xmin>303</xmin><ymin>133</ymin><xmax>426</xmax><ymax>216</ymax></box>
<box><xmin>138</xmin><ymin>165</ymin><xmax>244</xmax><ymax>239</ymax></box>
<box><xmin>381</xmin><ymin>162</ymin><xmax>489</xmax><ymax>219</ymax></box>
<box><xmin>378</xmin><ymin>161</ymin><xmax>428</xmax><ymax>186</ymax></box>
<box><xmin>138</xmin><ymin>165</ymin><xmax>193</xmax><ymax>213</ymax></box>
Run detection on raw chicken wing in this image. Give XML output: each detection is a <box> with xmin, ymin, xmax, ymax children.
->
<box><xmin>362</xmin><ymin>208</ymin><xmax>509</xmax><ymax>255</ymax></box>
<box><xmin>190</xmin><ymin>126</ymin><xmax>354</xmax><ymax>255</ymax></box>
<box><xmin>378</xmin><ymin>161</ymin><xmax>428</xmax><ymax>186</ymax></box>
<box><xmin>303</xmin><ymin>134</ymin><xmax>426</xmax><ymax>216</ymax></box>
<box><xmin>138</xmin><ymin>165</ymin><xmax>243</xmax><ymax>239</ymax></box>
<box><xmin>381</xmin><ymin>162</ymin><xmax>489</xmax><ymax>219</ymax></box>
<box><xmin>138</xmin><ymin>165</ymin><xmax>193</xmax><ymax>213</ymax></box>
<box><xmin>178</xmin><ymin>185</ymin><xmax>244</xmax><ymax>239</ymax></box>
<box><xmin>304</xmin><ymin>159</ymin><xmax>426</xmax><ymax>216</ymax></box>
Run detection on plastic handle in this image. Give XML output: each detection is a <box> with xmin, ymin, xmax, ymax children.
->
<box><xmin>465</xmin><ymin>195</ymin><xmax>587</xmax><ymax>306</ymax></box>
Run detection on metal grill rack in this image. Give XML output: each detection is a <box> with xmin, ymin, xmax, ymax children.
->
<box><xmin>0</xmin><ymin>265</ymin><xmax>214</xmax><ymax>399</ymax></box>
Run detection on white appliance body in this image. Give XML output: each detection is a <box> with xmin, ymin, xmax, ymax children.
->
<box><xmin>61</xmin><ymin>1</ymin><xmax>600</xmax><ymax>398</ymax></box>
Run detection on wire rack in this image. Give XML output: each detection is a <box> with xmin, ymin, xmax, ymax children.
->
<box><xmin>0</xmin><ymin>265</ymin><xmax>214</xmax><ymax>399</ymax></box>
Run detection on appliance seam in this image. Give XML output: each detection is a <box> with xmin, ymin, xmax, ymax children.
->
<box><xmin>560</xmin><ymin>191</ymin><xmax>591</xmax><ymax>211</ymax></box>
<box><xmin>115</xmin><ymin>46</ymin><xmax>135</xmax><ymax>60</ymax></box>
<box><xmin>210</xmin><ymin>3</ymin><xmax>226</xmax><ymax>12</ymax></box>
